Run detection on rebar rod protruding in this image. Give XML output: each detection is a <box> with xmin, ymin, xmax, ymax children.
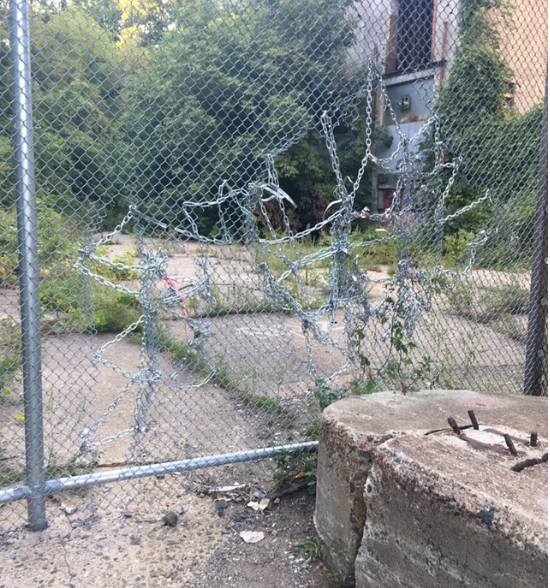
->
<box><xmin>447</xmin><ymin>416</ymin><xmax>461</xmax><ymax>435</ymax></box>
<box><xmin>504</xmin><ymin>434</ymin><xmax>518</xmax><ymax>456</ymax></box>
<box><xmin>467</xmin><ymin>410</ymin><xmax>479</xmax><ymax>430</ymax></box>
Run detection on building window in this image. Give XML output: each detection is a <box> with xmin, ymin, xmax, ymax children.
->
<box><xmin>387</xmin><ymin>0</ymin><xmax>434</xmax><ymax>74</ymax></box>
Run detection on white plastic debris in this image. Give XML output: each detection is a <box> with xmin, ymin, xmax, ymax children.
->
<box><xmin>247</xmin><ymin>499</ymin><xmax>270</xmax><ymax>513</ymax></box>
<box><xmin>61</xmin><ymin>504</ymin><xmax>77</xmax><ymax>515</ymax></box>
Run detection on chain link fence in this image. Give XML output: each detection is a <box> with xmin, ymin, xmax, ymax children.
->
<box><xmin>0</xmin><ymin>0</ymin><xmax>547</xmax><ymax>530</ymax></box>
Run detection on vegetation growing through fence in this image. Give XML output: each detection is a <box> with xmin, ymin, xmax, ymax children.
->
<box><xmin>435</xmin><ymin>0</ymin><xmax>543</xmax><ymax>266</ymax></box>
<box><xmin>0</xmin><ymin>0</ymin><xmax>376</xmax><ymax>234</ymax></box>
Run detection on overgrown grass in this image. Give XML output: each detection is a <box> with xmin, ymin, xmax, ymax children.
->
<box><xmin>154</xmin><ymin>327</ymin><xmax>297</xmax><ymax>424</ymax></box>
<box><xmin>491</xmin><ymin>314</ymin><xmax>528</xmax><ymax>343</ymax></box>
<box><xmin>92</xmin><ymin>286</ymin><xmax>142</xmax><ymax>333</ymax></box>
<box><xmin>446</xmin><ymin>279</ymin><xmax>530</xmax><ymax>324</ymax></box>
<box><xmin>38</xmin><ymin>276</ymin><xmax>143</xmax><ymax>335</ymax></box>
<box><xmin>350</xmin><ymin>229</ymin><xmax>399</xmax><ymax>272</ymax></box>
<box><xmin>186</xmin><ymin>284</ymin><xmax>283</xmax><ymax>317</ymax></box>
<box><xmin>0</xmin><ymin>451</ymin><xmax>99</xmax><ymax>488</ymax></box>
<box><xmin>445</xmin><ymin>278</ymin><xmax>531</xmax><ymax>349</ymax></box>
<box><xmin>89</xmin><ymin>246</ymin><xmax>139</xmax><ymax>281</ymax></box>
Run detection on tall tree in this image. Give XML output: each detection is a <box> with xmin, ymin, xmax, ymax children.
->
<box><xmin>122</xmin><ymin>0</ymin><xmax>366</xmax><ymax>235</ymax></box>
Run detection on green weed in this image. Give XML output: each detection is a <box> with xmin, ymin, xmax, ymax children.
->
<box><xmin>0</xmin><ymin>451</ymin><xmax>99</xmax><ymax>488</ymax></box>
<box><xmin>92</xmin><ymin>286</ymin><xmax>142</xmax><ymax>334</ymax></box>
<box><xmin>186</xmin><ymin>283</ymin><xmax>282</xmax><ymax>317</ymax></box>
<box><xmin>294</xmin><ymin>538</ymin><xmax>322</xmax><ymax>565</ymax></box>
<box><xmin>0</xmin><ymin>319</ymin><xmax>22</xmax><ymax>397</ymax></box>
<box><xmin>90</xmin><ymin>247</ymin><xmax>138</xmax><ymax>281</ymax></box>
<box><xmin>272</xmin><ymin>448</ymin><xmax>317</xmax><ymax>491</ymax></box>
<box><xmin>492</xmin><ymin>314</ymin><xmax>528</xmax><ymax>343</ymax></box>
<box><xmin>312</xmin><ymin>379</ymin><xmax>346</xmax><ymax>411</ymax></box>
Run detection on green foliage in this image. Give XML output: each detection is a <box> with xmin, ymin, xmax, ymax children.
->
<box><xmin>186</xmin><ymin>283</ymin><xmax>282</xmax><ymax>317</ymax></box>
<box><xmin>0</xmin><ymin>450</ymin><xmax>100</xmax><ymax>488</ymax></box>
<box><xmin>92</xmin><ymin>286</ymin><xmax>142</xmax><ymax>333</ymax></box>
<box><xmin>272</xmin><ymin>448</ymin><xmax>317</xmax><ymax>491</ymax></box>
<box><xmin>273</xmin><ymin>118</ymin><xmax>390</xmax><ymax>235</ymax></box>
<box><xmin>459</xmin><ymin>0</ymin><xmax>512</xmax><ymax>48</ymax></box>
<box><xmin>122</xmin><ymin>0</ymin><xmax>364</xmax><ymax>234</ymax></box>
<box><xmin>0</xmin><ymin>203</ymin><xmax>80</xmax><ymax>283</ymax></box>
<box><xmin>0</xmin><ymin>6</ymin><xmax>136</xmax><ymax>228</ymax></box>
<box><xmin>350</xmin><ymin>273</ymin><xmax>448</xmax><ymax>394</ymax></box>
<box><xmin>442</xmin><ymin>229</ymin><xmax>477</xmax><ymax>267</ymax></box>
<box><xmin>0</xmin><ymin>0</ymin><xmax>370</xmax><ymax>233</ymax></box>
<box><xmin>353</xmin><ymin>229</ymin><xmax>399</xmax><ymax>270</ymax></box>
<box><xmin>307</xmin><ymin>267</ymin><xmax>447</xmax><ymax>405</ymax></box>
<box><xmin>431</xmin><ymin>0</ymin><xmax>543</xmax><ymax>256</ymax></box>
<box><xmin>0</xmin><ymin>318</ymin><xmax>21</xmax><ymax>396</ymax></box>
<box><xmin>293</xmin><ymin>538</ymin><xmax>322</xmax><ymax>565</ymax></box>
<box><xmin>446</xmin><ymin>278</ymin><xmax>529</xmax><ymax>323</ymax></box>
<box><xmin>312</xmin><ymin>380</ymin><xmax>342</xmax><ymax>411</ymax></box>
<box><xmin>272</xmin><ymin>133</ymin><xmax>339</xmax><ymax>234</ymax></box>
<box><xmin>491</xmin><ymin>313</ymin><xmax>528</xmax><ymax>343</ymax></box>
<box><xmin>437</xmin><ymin>46</ymin><xmax>512</xmax><ymax>131</ymax></box>
<box><xmin>90</xmin><ymin>247</ymin><xmax>139</xmax><ymax>281</ymax></box>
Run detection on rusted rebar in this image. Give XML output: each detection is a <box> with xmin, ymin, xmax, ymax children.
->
<box><xmin>447</xmin><ymin>416</ymin><xmax>461</xmax><ymax>435</ymax></box>
<box><xmin>504</xmin><ymin>434</ymin><xmax>518</xmax><ymax>456</ymax></box>
<box><xmin>467</xmin><ymin>410</ymin><xmax>479</xmax><ymax>430</ymax></box>
<box><xmin>511</xmin><ymin>453</ymin><xmax>548</xmax><ymax>472</ymax></box>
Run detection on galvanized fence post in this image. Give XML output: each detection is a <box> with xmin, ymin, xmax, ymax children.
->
<box><xmin>524</xmin><ymin>76</ymin><xmax>548</xmax><ymax>397</ymax></box>
<box><xmin>9</xmin><ymin>0</ymin><xmax>47</xmax><ymax>529</ymax></box>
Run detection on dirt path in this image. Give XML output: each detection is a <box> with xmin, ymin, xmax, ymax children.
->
<box><xmin>0</xmin><ymin>483</ymin><xmax>331</xmax><ymax>588</ymax></box>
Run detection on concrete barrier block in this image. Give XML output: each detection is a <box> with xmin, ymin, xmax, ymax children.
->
<box><xmin>356</xmin><ymin>431</ymin><xmax>548</xmax><ymax>588</ymax></box>
<box><xmin>314</xmin><ymin>390</ymin><xmax>548</xmax><ymax>586</ymax></box>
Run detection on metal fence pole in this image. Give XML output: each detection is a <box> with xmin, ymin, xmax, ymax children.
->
<box><xmin>9</xmin><ymin>0</ymin><xmax>47</xmax><ymax>530</ymax></box>
<box><xmin>524</xmin><ymin>76</ymin><xmax>548</xmax><ymax>397</ymax></box>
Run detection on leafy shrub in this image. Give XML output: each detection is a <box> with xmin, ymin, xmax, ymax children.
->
<box><xmin>0</xmin><ymin>318</ymin><xmax>21</xmax><ymax>397</ymax></box>
<box><xmin>443</xmin><ymin>229</ymin><xmax>476</xmax><ymax>267</ymax></box>
<box><xmin>0</xmin><ymin>203</ymin><xmax>80</xmax><ymax>285</ymax></box>
<box><xmin>92</xmin><ymin>286</ymin><xmax>142</xmax><ymax>333</ymax></box>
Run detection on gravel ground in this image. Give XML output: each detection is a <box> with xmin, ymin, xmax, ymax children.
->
<box><xmin>0</xmin><ymin>480</ymin><xmax>332</xmax><ymax>588</ymax></box>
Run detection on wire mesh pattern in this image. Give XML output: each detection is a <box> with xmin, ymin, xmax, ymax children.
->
<box><xmin>0</xmin><ymin>0</ymin><xmax>547</xmax><ymax>530</ymax></box>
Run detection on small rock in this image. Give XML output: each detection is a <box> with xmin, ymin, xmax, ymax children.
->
<box><xmin>215</xmin><ymin>500</ymin><xmax>228</xmax><ymax>516</ymax></box>
<box><xmin>239</xmin><ymin>531</ymin><xmax>265</xmax><ymax>544</ymax></box>
<box><xmin>130</xmin><ymin>535</ymin><xmax>140</xmax><ymax>545</ymax></box>
<box><xmin>176</xmin><ymin>504</ymin><xmax>185</xmax><ymax>515</ymax></box>
<box><xmin>163</xmin><ymin>511</ymin><xmax>178</xmax><ymax>527</ymax></box>
<box><xmin>61</xmin><ymin>504</ymin><xmax>77</xmax><ymax>516</ymax></box>
<box><xmin>478</xmin><ymin>506</ymin><xmax>496</xmax><ymax>526</ymax></box>
<box><xmin>122</xmin><ymin>512</ymin><xmax>132</xmax><ymax>519</ymax></box>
